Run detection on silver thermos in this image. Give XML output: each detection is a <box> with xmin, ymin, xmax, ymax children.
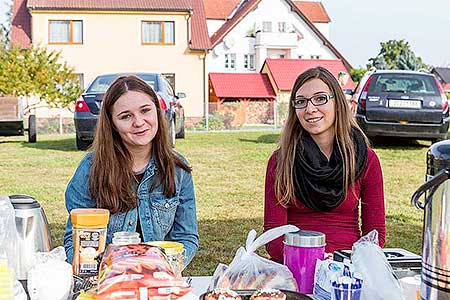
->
<box><xmin>412</xmin><ymin>140</ymin><xmax>450</xmax><ymax>300</ymax></box>
<box><xmin>9</xmin><ymin>194</ymin><xmax>53</xmax><ymax>280</ymax></box>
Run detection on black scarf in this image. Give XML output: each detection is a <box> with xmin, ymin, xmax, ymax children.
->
<box><xmin>293</xmin><ymin>129</ymin><xmax>367</xmax><ymax>212</ymax></box>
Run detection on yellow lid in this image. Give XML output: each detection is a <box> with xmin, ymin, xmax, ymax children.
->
<box><xmin>70</xmin><ymin>208</ymin><xmax>110</xmax><ymax>228</ymax></box>
<box><xmin>147</xmin><ymin>241</ymin><xmax>184</xmax><ymax>253</ymax></box>
<box><xmin>76</xmin><ymin>291</ymin><xmax>96</xmax><ymax>300</ymax></box>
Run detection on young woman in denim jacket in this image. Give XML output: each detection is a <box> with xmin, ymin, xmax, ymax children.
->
<box><xmin>64</xmin><ymin>76</ymin><xmax>198</xmax><ymax>268</ymax></box>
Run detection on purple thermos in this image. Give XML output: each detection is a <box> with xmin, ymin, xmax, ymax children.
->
<box><xmin>283</xmin><ymin>230</ymin><xmax>326</xmax><ymax>294</ymax></box>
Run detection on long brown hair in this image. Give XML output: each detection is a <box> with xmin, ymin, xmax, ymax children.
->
<box><xmin>275</xmin><ymin>67</ymin><xmax>368</xmax><ymax>207</ymax></box>
<box><xmin>89</xmin><ymin>75</ymin><xmax>191</xmax><ymax>213</ymax></box>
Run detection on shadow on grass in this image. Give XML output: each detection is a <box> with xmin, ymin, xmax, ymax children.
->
<box><xmin>239</xmin><ymin>134</ymin><xmax>280</xmax><ymax>144</ymax></box>
<box><xmin>370</xmin><ymin>137</ymin><xmax>431</xmax><ymax>149</ymax></box>
<box><xmin>21</xmin><ymin>137</ymin><xmax>79</xmax><ymax>152</ymax></box>
<box><xmin>385</xmin><ymin>214</ymin><xmax>423</xmax><ymax>255</ymax></box>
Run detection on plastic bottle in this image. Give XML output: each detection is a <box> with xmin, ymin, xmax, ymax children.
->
<box><xmin>71</xmin><ymin>208</ymin><xmax>109</xmax><ymax>276</ymax></box>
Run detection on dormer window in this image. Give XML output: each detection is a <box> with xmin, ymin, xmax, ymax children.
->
<box><xmin>262</xmin><ymin>22</ymin><xmax>272</xmax><ymax>32</ymax></box>
<box><xmin>278</xmin><ymin>22</ymin><xmax>286</xmax><ymax>33</ymax></box>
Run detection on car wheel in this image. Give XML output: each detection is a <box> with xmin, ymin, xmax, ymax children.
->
<box><xmin>28</xmin><ymin>115</ymin><xmax>37</xmax><ymax>143</ymax></box>
<box><xmin>170</xmin><ymin>118</ymin><xmax>176</xmax><ymax>147</ymax></box>
<box><xmin>76</xmin><ymin>133</ymin><xmax>91</xmax><ymax>151</ymax></box>
<box><xmin>175</xmin><ymin>116</ymin><xmax>185</xmax><ymax>139</ymax></box>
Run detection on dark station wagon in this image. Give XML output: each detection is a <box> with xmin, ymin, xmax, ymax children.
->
<box><xmin>353</xmin><ymin>70</ymin><xmax>450</xmax><ymax>143</ymax></box>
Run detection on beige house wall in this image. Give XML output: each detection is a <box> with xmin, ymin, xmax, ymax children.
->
<box><xmin>30</xmin><ymin>10</ymin><xmax>206</xmax><ymax>120</ymax></box>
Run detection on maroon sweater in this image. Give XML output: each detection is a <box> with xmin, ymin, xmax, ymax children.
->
<box><xmin>264</xmin><ymin>148</ymin><xmax>386</xmax><ymax>263</ymax></box>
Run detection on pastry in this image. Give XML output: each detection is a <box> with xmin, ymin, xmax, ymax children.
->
<box><xmin>204</xmin><ymin>288</ymin><xmax>242</xmax><ymax>300</ymax></box>
<box><xmin>249</xmin><ymin>288</ymin><xmax>286</xmax><ymax>300</ymax></box>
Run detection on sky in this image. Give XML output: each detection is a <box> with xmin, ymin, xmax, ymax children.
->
<box><xmin>1</xmin><ymin>0</ymin><xmax>449</xmax><ymax>69</ymax></box>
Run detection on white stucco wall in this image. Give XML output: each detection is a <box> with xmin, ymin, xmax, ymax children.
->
<box><xmin>30</xmin><ymin>10</ymin><xmax>207</xmax><ymax>119</ymax></box>
<box><xmin>313</xmin><ymin>22</ymin><xmax>330</xmax><ymax>39</ymax></box>
<box><xmin>206</xmin><ymin>0</ymin><xmax>338</xmax><ymax>73</ymax></box>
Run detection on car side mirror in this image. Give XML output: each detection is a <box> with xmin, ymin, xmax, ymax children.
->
<box><xmin>176</xmin><ymin>92</ymin><xmax>186</xmax><ymax>99</ymax></box>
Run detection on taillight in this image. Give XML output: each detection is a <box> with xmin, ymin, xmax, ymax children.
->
<box><xmin>157</xmin><ymin>94</ymin><xmax>167</xmax><ymax>110</ymax></box>
<box><xmin>75</xmin><ymin>98</ymin><xmax>89</xmax><ymax>112</ymax></box>
<box><xmin>435</xmin><ymin>78</ymin><xmax>448</xmax><ymax>114</ymax></box>
<box><xmin>358</xmin><ymin>75</ymin><xmax>374</xmax><ymax>111</ymax></box>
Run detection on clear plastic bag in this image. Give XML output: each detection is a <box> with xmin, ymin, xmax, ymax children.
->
<box><xmin>96</xmin><ymin>244</ymin><xmax>191</xmax><ymax>299</ymax></box>
<box><xmin>351</xmin><ymin>230</ymin><xmax>404</xmax><ymax>300</ymax></box>
<box><xmin>210</xmin><ymin>225</ymin><xmax>299</xmax><ymax>291</ymax></box>
<box><xmin>28</xmin><ymin>246</ymin><xmax>73</xmax><ymax>300</ymax></box>
<box><xmin>0</xmin><ymin>195</ymin><xmax>18</xmax><ymax>271</ymax></box>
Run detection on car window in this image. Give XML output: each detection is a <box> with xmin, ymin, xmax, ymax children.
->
<box><xmin>87</xmin><ymin>74</ymin><xmax>158</xmax><ymax>93</ymax></box>
<box><xmin>87</xmin><ymin>75</ymin><xmax>118</xmax><ymax>93</ymax></box>
<box><xmin>368</xmin><ymin>74</ymin><xmax>439</xmax><ymax>95</ymax></box>
<box><xmin>138</xmin><ymin>74</ymin><xmax>158</xmax><ymax>91</ymax></box>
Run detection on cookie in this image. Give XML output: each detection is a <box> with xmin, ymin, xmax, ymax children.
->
<box><xmin>204</xmin><ymin>288</ymin><xmax>242</xmax><ymax>300</ymax></box>
<box><xmin>249</xmin><ymin>288</ymin><xmax>286</xmax><ymax>300</ymax></box>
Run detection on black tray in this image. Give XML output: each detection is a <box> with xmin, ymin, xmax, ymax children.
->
<box><xmin>200</xmin><ymin>289</ymin><xmax>313</xmax><ymax>300</ymax></box>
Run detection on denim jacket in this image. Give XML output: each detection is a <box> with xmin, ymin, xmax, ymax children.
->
<box><xmin>64</xmin><ymin>152</ymin><xmax>198</xmax><ymax>268</ymax></box>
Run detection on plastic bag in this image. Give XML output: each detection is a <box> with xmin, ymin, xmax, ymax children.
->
<box><xmin>28</xmin><ymin>246</ymin><xmax>73</xmax><ymax>300</ymax></box>
<box><xmin>0</xmin><ymin>195</ymin><xmax>18</xmax><ymax>271</ymax></box>
<box><xmin>210</xmin><ymin>225</ymin><xmax>299</xmax><ymax>291</ymax></box>
<box><xmin>96</xmin><ymin>243</ymin><xmax>191</xmax><ymax>299</ymax></box>
<box><xmin>351</xmin><ymin>230</ymin><xmax>404</xmax><ymax>300</ymax></box>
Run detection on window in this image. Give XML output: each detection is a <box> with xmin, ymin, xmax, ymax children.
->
<box><xmin>244</xmin><ymin>54</ymin><xmax>255</xmax><ymax>70</ymax></box>
<box><xmin>310</xmin><ymin>55</ymin><xmax>321</xmax><ymax>59</ymax></box>
<box><xmin>162</xmin><ymin>73</ymin><xmax>175</xmax><ymax>91</ymax></box>
<box><xmin>278</xmin><ymin>22</ymin><xmax>286</xmax><ymax>33</ymax></box>
<box><xmin>142</xmin><ymin>21</ymin><xmax>175</xmax><ymax>44</ymax></box>
<box><xmin>49</xmin><ymin>20</ymin><xmax>83</xmax><ymax>44</ymax></box>
<box><xmin>262</xmin><ymin>21</ymin><xmax>272</xmax><ymax>32</ymax></box>
<box><xmin>225</xmin><ymin>54</ymin><xmax>236</xmax><ymax>69</ymax></box>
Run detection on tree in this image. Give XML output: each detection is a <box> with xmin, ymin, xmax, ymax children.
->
<box><xmin>369</xmin><ymin>39</ymin><xmax>428</xmax><ymax>71</ymax></box>
<box><xmin>350</xmin><ymin>68</ymin><xmax>367</xmax><ymax>85</ymax></box>
<box><xmin>0</xmin><ymin>44</ymin><xmax>83</xmax><ymax>109</ymax></box>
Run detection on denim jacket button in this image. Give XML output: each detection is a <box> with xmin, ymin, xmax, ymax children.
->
<box><xmin>129</xmin><ymin>220</ymin><xmax>134</xmax><ymax>226</ymax></box>
<box><xmin>164</xmin><ymin>203</ymin><xmax>170</xmax><ymax>209</ymax></box>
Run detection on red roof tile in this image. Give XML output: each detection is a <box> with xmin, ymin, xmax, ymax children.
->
<box><xmin>11</xmin><ymin>0</ymin><xmax>32</xmax><ymax>48</ymax></box>
<box><xmin>12</xmin><ymin>0</ymin><xmax>210</xmax><ymax>50</ymax></box>
<box><xmin>210</xmin><ymin>0</ymin><xmax>352</xmax><ymax>70</ymax></box>
<box><xmin>293</xmin><ymin>1</ymin><xmax>330</xmax><ymax>23</ymax></box>
<box><xmin>204</xmin><ymin>0</ymin><xmax>240</xmax><ymax>20</ymax></box>
<box><xmin>209</xmin><ymin>73</ymin><xmax>276</xmax><ymax>98</ymax></box>
<box><xmin>262</xmin><ymin>58</ymin><xmax>355</xmax><ymax>90</ymax></box>
<box><xmin>26</xmin><ymin>0</ymin><xmax>192</xmax><ymax>11</ymax></box>
<box><xmin>189</xmin><ymin>0</ymin><xmax>211</xmax><ymax>49</ymax></box>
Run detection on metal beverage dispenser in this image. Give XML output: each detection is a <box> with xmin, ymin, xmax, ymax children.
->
<box><xmin>411</xmin><ymin>140</ymin><xmax>450</xmax><ymax>299</ymax></box>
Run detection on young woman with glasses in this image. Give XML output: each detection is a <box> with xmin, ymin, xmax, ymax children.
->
<box><xmin>264</xmin><ymin>67</ymin><xmax>386</xmax><ymax>262</ymax></box>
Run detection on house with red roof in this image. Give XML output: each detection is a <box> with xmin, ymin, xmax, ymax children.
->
<box><xmin>208</xmin><ymin>72</ymin><xmax>276</xmax><ymax>124</ymax></box>
<box><xmin>10</xmin><ymin>0</ymin><xmax>210</xmax><ymax>123</ymax></box>
<box><xmin>204</xmin><ymin>0</ymin><xmax>348</xmax><ymax>73</ymax></box>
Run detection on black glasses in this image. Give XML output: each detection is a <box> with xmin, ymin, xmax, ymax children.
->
<box><xmin>292</xmin><ymin>93</ymin><xmax>334</xmax><ymax>109</ymax></box>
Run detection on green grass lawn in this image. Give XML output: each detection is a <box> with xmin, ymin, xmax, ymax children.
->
<box><xmin>0</xmin><ymin>132</ymin><xmax>429</xmax><ymax>275</ymax></box>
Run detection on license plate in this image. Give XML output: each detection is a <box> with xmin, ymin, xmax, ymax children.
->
<box><xmin>389</xmin><ymin>99</ymin><xmax>421</xmax><ymax>109</ymax></box>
